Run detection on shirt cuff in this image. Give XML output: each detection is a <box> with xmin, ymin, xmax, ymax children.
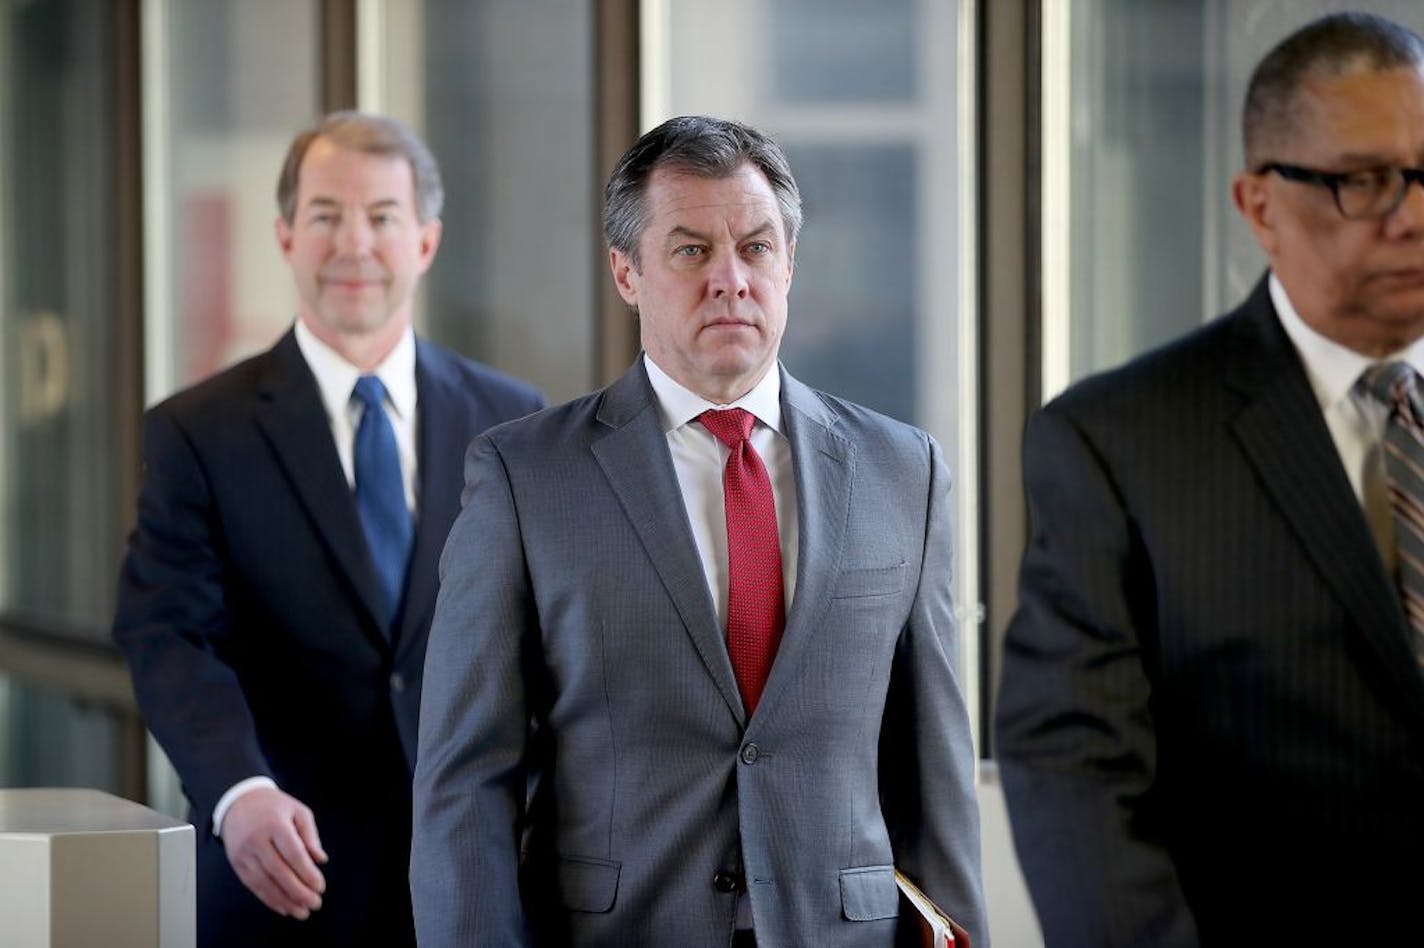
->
<box><xmin>212</xmin><ymin>776</ymin><xmax>278</xmax><ymax>837</ymax></box>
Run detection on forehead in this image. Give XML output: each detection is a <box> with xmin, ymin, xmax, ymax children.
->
<box><xmin>1291</xmin><ymin>65</ymin><xmax>1424</xmax><ymax>163</ymax></box>
<box><xmin>642</xmin><ymin>164</ymin><xmax>782</xmax><ymax>235</ymax></box>
<box><xmin>297</xmin><ymin>138</ymin><xmax>416</xmax><ymax>205</ymax></box>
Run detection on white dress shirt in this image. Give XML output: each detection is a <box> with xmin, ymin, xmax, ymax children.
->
<box><xmin>1271</xmin><ymin>272</ymin><xmax>1424</xmax><ymax>565</ymax></box>
<box><xmin>212</xmin><ymin>320</ymin><xmax>420</xmax><ymax>835</ymax></box>
<box><xmin>643</xmin><ymin>354</ymin><xmax>798</xmax><ymax>932</ymax></box>
<box><xmin>643</xmin><ymin>354</ymin><xmax>799</xmax><ymax>625</ymax></box>
<box><xmin>295</xmin><ymin>319</ymin><xmax>419</xmax><ymax>514</ymax></box>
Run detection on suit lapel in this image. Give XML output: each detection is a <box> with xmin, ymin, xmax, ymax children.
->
<box><xmin>752</xmin><ymin>369</ymin><xmax>854</xmax><ymax>725</ymax></box>
<box><xmin>1226</xmin><ymin>282</ymin><xmax>1424</xmax><ymax>721</ymax></box>
<box><xmin>395</xmin><ymin>342</ymin><xmax>468</xmax><ymax>659</ymax></box>
<box><xmin>590</xmin><ymin>362</ymin><xmax>746</xmax><ymax>721</ymax></box>
<box><xmin>254</xmin><ymin>331</ymin><xmax>389</xmax><ymax>648</ymax></box>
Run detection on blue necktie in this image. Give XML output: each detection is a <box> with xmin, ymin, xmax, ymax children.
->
<box><xmin>351</xmin><ymin>375</ymin><xmax>413</xmax><ymax>630</ymax></box>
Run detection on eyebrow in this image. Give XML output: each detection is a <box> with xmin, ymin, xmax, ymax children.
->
<box><xmin>1327</xmin><ymin>152</ymin><xmax>1417</xmax><ymax>168</ymax></box>
<box><xmin>664</xmin><ymin>219</ymin><xmax>778</xmax><ymax>244</ymax></box>
<box><xmin>304</xmin><ymin>197</ymin><xmax>404</xmax><ymax>211</ymax></box>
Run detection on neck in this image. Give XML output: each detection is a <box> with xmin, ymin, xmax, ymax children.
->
<box><xmin>299</xmin><ymin>315</ymin><xmax>408</xmax><ymax>372</ymax></box>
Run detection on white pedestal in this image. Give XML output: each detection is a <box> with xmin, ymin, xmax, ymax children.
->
<box><xmin>0</xmin><ymin>788</ymin><xmax>194</xmax><ymax>948</ymax></box>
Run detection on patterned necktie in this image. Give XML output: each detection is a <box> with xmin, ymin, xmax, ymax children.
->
<box><xmin>1362</xmin><ymin>361</ymin><xmax>1424</xmax><ymax>660</ymax></box>
<box><xmin>699</xmin><ymin>408</ymin><xmax>785</xmax><ymax>715</ymax></box>
<box><xmin>352</xmin><ymin>375</ymin><xmax>413</xmax><ymax>631</ymax></box>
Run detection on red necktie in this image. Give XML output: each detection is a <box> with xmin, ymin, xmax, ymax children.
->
<box><xmin>699</xmin><ymin>408</ymin><xmax>785</xmax><ymax>715</ymax></box>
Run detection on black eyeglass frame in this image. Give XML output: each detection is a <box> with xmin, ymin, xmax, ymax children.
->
<box><xmin>1256</xmin><ymin>161</ymin><xmax>1424</xmax><ymax>220</ymax></box>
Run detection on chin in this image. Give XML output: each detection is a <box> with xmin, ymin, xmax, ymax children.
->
<box><xmin>327</xmin><ymin>310</ymin><xmax>394</xmax><ymax>335</ymax></box>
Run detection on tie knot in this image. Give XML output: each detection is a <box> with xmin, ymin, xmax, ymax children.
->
<box><xmin>352</xmin><ymin>375</ymin><xmax>388</xmax><ymax>411</ymax></box>
<box><xmin>699</xmin><ymin>408</ymin><xmax>755</xmax><ymax>448</ymax></box>
<box><xmin>1362</xmin><ymin>361</ymin><xmax>1421</xmax><ymax>418</ymax></box>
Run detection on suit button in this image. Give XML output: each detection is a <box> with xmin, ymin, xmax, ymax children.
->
<box><xmin>739</xmin><ymin>742</ymin><xmax>760</xmax><ymax>765</ymax></box>
<box><xmin>390</xmin><ymin>673</ymin><xmax>406</xmax><ymax>693</ymax></box>
<box><xmin>713</xmin><ymin>871</ymin><xmax>740</xmax><ymax>893</ymax></box>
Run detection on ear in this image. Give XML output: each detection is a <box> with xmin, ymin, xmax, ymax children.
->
<box><xmin>610</xmin><ymin>247</ymin><xmax>640</xmax><ymax>306</ymax></box>
<box><xmin>1232</xmin><ymin>171</ymin><xmax>1280</xmax><ymax>255</ymax></box>
<box><xmin>416</xmin><ymin>219</ymin><xmax>443</xmax><ymax>275</ymax></box>
<box><xmin>784</xmin><ymin>240</ymin><xmax>796</xmax><ymax>289</ymax></box>
<box><xmin>275</xmin><ymin>216</ymin><xmax>294</xmax><ymax>259</ymax></box>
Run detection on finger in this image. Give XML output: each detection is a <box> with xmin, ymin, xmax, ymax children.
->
<box><xmin>271</xmin><ymin>821</ymin><xmax>327</xmax><ymax>897</ymax></box>
<box><xmin>250</xmin><ymin>875</ymin><xmax>308</xmax><ymax>919</ymax></box>
<box><xmin>233</xmin><ymin>851</ymin><xmax>309</xmax><ymax>918</ymax></box>
<box><xmin>292</xmin><ymin>804</ymin><xmax>329</xmax><ymax>865</ymax></box>
<box><xmin>256</xmin><ymin>836</ymin><xmax>324</xmax><ymax>913</ymax></box>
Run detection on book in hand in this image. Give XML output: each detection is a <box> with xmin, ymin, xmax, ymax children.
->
<box><xmin>895</xmin><ymin>869</ymin><xmax>970</xmax><ymax>948</ymax></box>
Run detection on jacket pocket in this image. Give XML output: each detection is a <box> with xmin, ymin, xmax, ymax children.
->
<box><xmin>831</xmin><ymin>562</ymin><xmax>908</xmax><ymax>600</ymax></box>
<box><xmin>839</xmin><ymin>864</ymin><xmax>898</xmax><ymax>921</ymax></box>
<box><xmin>558</xmin><ymin>854</ymin><xmax>621</xmax><ymax>913</ymax></box>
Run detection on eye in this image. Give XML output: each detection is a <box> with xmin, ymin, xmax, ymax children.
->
<box><xmin>370</xmin><ymin>212</ymin><xmax>397</xmax><ymax>227</ymax></box>
<box><xmin>1338</xmin><ymin>168</ymin><xmax>1394</xmax><ymax>194</ymax></box>
<box><xmin>673</xmin><ymin>245</ymin><xmax>705</xmax><ymax>258</ymax></box>
<box><xmin>308</xmin><ymin>211</ymin><xmax>336</xmax><ymax>225</ymax></box>
<box><xmin>744</xmin><ymin>240</ymin><xmax>772</xmax><ymax>255</ymax></box>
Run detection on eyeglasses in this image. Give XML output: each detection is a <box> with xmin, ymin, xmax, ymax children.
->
<box><xmin>1257</xmin><ymin>162</ymin><xmax>1424</xmax><ymax>220</ymax></box>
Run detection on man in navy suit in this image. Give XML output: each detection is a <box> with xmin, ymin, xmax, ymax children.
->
<box><xmin>113</xmin><ymin>111</ymin><xmax>543</xmax><ymax>947</ymax></box>
<box><xmin>998</xmin><ymin>13</ymin><xmax>1424</xmax><ymax>946</ymax></box>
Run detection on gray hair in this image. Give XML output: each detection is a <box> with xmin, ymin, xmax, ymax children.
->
<box><xmin>603</xmin><ymin>115</ymin><xmax>802</xmax><ymax>267</ymax></box>
<box><xmin>1243</xmin><ymin>12</ymin><xmax>1424</xmax><ymax>168</ymax></box>
<box><xmin>277</xmin><ymin>111</ymin><xmax>444</xmax><ymax>224</ymax></box>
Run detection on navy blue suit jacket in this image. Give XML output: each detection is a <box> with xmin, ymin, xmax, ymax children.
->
<box><xmin>114</xmin><ymin>328</ymin><xmax>543</xmax><ymax>947</ymax></box>
<box><xmin>997</xmin><ymin>278</ymin><xmax>1424</xmax><ymax>946</ymax></box>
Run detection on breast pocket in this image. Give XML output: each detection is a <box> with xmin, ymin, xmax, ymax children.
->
<box><xmin>831</xmin><ymin>562</ymin><xmax>908</xmax><ymax>600</ymax></box>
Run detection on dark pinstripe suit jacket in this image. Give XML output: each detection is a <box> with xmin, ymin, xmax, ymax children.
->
<box><xmin>997</xmin><ymin>277</ymin><xmax>1424</xmax><ymax>947</ymax></box>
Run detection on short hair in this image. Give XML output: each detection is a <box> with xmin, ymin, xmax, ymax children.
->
<box><xmin>603</xmin><ymin>115</ymin><xmax>803</xmax><ymax>267</ymax></box>
<box><xmin>276</xmin><ymin>111</ymin><xmax>444</xmax><ymax>224</ymax></box>
<box><xmin>1243</xmin><ymin>13</ymin><xmax>1424</xmax><ymax>167</ymax></box>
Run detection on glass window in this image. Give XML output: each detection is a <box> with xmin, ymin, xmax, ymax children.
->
<box><xmin>144</xmin><ymin>0</ymin><xmax>321</xmax><ymax>398</ymax></box>
<box><xmin>0</xmin><ymin>675</ymin><xmax>123</xmax><ymax>792</ymax></box>
<box><xmin>1</xmin><ymin>0</ymin><xmax>134</xmax><ymax>791</ymax></box>
<box><xmin>646</xmin><ymin>0</ymin><xmax>980</xmax><ymax>692</ymax></box>
<box><xmin>1</xmin><ymin>0</ymin><xmax>126</xmax><ymax>637</ymax></box>
<box><xmin>1045</xmin><ymin>0</ymin><xmax>1424</xmax><ymax>394</ymax></box>
<box><xmin>370</xmin><ymin>0</ymin><xmax>597</xmax><ymax>403</ymax></box>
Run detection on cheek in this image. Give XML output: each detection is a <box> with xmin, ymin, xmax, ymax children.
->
<box><xmin>292</xmin><ymin>244</ymin><xmax>329</xmax><ymax>276</ymax></box>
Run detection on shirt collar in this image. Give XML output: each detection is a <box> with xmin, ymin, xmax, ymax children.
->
<box><xmin>294</xmin><ymin>319</ymin><xmax>418</xmax><ymax>421</ymax></box>
<box><xmin>1270</xmin><ymin>272</ymin><xmax>1424</xmax><ymax>409</ymax></box>
<box><xmin>642</xmin><ymin>353</ymin><xmax>784</xmax><ymax>436</ymax></box>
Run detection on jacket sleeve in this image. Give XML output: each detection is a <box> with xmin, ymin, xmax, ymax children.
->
<box><xmin>995</xmin><ymin>405</ymin><xmax>1200</xmax><ymax>947</ymax></box>
<box><xmin>411</xmin><ymin>433</ymin><xmax>539</xmax><ymax>947</ymax></box>
<box><xmin>879</xmin><ymin>434</ymin><xmax>990</xmax><ymax>947</ymax></box>
<box><xmin>112</xmin><ymin>406</ymin><xmax>271</xmax><ymax>828</ymax></box>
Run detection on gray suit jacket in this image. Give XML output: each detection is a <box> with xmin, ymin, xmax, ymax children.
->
<box><xmin>411</xmin><ymin>360</ymin><xmax>986</xmax><ymax>948</ymax></box>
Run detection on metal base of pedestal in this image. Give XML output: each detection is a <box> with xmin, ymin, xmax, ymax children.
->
<box><xmin>0</xmin><ymin>788</ymin><xmax>194</xmax><ymax>947</ymax></box>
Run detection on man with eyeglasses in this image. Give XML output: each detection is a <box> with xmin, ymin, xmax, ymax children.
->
<box><xmin>998</xmin><ymin>12</ymin><xmax>1424</xmax><ymax>946</ymax></box>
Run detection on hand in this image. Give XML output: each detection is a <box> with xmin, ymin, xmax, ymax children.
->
<box><xmin>221</xmin><ymin>786</ymin><xmax>329</xmax><ymax>919</ymax></box>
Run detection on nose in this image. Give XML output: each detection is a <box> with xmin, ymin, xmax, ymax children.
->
<box><xmin>333</xmin><ymin>214</ymin><xmax>375</xmax><ymax>255</ymax></box>
<box><xmin>707</xmin><ymin>251</ymin><xmax>750</xmax><ymax>300</ymax></box>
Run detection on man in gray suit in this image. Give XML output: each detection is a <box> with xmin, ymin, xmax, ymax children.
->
<box><xmin>410</xmin><ymin>115</ymin><xmax>987</xmax><ymax>948</ymax></box>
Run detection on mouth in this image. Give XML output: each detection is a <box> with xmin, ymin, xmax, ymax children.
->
<box><xmin>703</xmin><ymin>317</ymin><xmax>756</xmax><ymax>331</ymax></box>
<box><xmin>321</xmin><ymin>276</ymin><xmax>386</xmax><ymax>292</ymax></box>
<box><xmin>1377</xmin><ymin>266</ymin><xmax>1424</xmax><ymax>283</ymax></box>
